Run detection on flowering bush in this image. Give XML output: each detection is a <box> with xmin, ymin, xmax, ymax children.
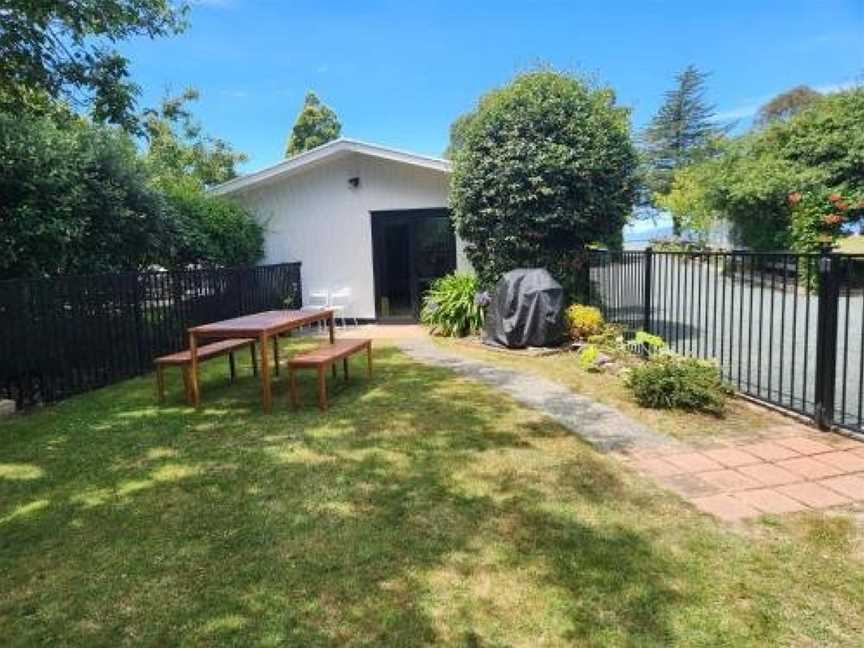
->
<box><xmin>789</xmin><ymin>189</ymin><xmax>864</xmax><ymax>254</ymax></box>
<box><xmin>565</xmin><ymin>304</ymin><xmax>604</xmax><ymax>340</ymax></box>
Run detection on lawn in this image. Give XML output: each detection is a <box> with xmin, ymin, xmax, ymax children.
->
<box><xmin>437</xmin><ymin>338</ymin><xmax>783</xmax><ymax>445</ymax></box>
<box><xmin>1</xmin><ymin>337</ymin><xmax>863</xmax><ymax>646</ymax></box>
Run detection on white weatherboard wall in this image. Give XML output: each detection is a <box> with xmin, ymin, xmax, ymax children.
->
<box><xmin>228</xmin><ymin>152</ymin><xmax>470</xmax><ymax>319</ymax></box>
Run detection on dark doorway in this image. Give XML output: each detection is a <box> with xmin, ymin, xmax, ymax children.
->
<box><xmin>371</xmin><ymin>209</ymin><xmax>457</xmax><ymax>322</ymax></box>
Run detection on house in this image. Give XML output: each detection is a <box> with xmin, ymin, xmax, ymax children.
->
<box><xmin>210</xmin><ymin>138</ymin><xmax>471</xmax><ymax>322</ymax></box>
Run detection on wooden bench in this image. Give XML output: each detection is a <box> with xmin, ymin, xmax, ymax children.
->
<box><xmin>288</xmin><ymin>339</ymin><xmax>373</xmax><ymax>411</ymax></box>
<box><xmin>155</xmin><ymin>338</ymin><xmax>257</xmax><ymax>404</ymax></box>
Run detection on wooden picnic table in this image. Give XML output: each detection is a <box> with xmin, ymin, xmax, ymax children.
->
<box><xmin>188</xmin><ymin>309</ymin><xmax>335</xmax><ymax>412</ymax></box>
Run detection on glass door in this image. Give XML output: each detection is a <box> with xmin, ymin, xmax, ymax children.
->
<box><xmin>371</xmin><ymin>209</ymin><xmax>456</xmax><ymax>322</ymax></box>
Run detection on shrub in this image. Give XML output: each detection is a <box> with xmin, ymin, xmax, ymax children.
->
<box><xmin>577</xmin><ymin>343</ymin><xmax>600</xmax><ymax>370</ymax></box>
<box><xmin>163</xmin><ymin>181</ymin><xmax>264</xmax><ymax>269</ymax></box>
<box><xmin>626</xmin><ymin>331</ymin><xmax>665</xmax><ymax>356</ymax></box>
<box><xmin>625</xmin><ymin>355</ymin><xmax>728</xmax><ymax>415</ymax></box>
<box><xmin>449</xmin><ymin>69</ymin><xmax>638</xmax><ymax>297</ymax></box>
<box><xmin>421</xmin><ymin>272</ymin><xmax>484</xmax><ymax>337</ymax></box>
<box><xmin>565</xmin><ymin>304</ymin><xmax>604</xmax><ymax>340</ymax></box>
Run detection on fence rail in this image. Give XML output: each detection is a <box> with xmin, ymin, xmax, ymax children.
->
<box><xmin>588</xmin><ymin>249</ymin><xmax>864</xmax><ymax>435</ymax></box>
<box><xmin>0</xmin><ymin>263</ymin><xmax>302</xmax><ymax>408</ymax></box>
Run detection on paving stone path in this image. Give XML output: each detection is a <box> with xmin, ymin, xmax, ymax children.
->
<box><xmin>397</xmin><ymin>338</ymin><xmax>864</xmax><ymax>522</ymax></box>
<box><xmin>397</xmin><ymin>338</ymin><xmax>679</xmax><ymax>453</ymax></box>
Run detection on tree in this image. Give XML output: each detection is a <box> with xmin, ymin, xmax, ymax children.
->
<box><xmin>142</xmin><ymin>88</ymin><xmax>247</xmax><ymax>188</ymax></box>
<box><xmin>163</xmin><ymin>180</ymin><xmax>264</xmax><ymax>268</ymax></box>
<box><xmin>658</xmin><ymin>87</ymin><xmax>864</xmax><ymax>252</ymax></box>
<box><xmin>0</xmin><ymin>100</ymin><xmax>263</xmax><ymax>280</ymax></box>
<box><xmin>450</xmin><ymin>69</ymin><xmax>638</xmax><ymax>296</ymax></box>
<box><xmin>755</xmin><ymin>85</ymin><xmax>821</xmax><ymax>127</ymax></box>
<box><xmin>642</xmin><ymin>65</ymin><xmax>725</xmax><ymax>234</ymax></box>
<box><xmin>0</xmin><ymin>109</ymin><xmax>170</xmax><ymax>279</ymax></box>
<box><xmin>0</xmin><ymin>0</ymin><xmax>188</xmax><ymax>131</ymax></box>
<box><xmin>285</xmin><ymin>91</ymin><xmax>341</xmax><ymax>156</ymax></box>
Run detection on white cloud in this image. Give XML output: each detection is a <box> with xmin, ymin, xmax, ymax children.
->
<box><xmin>816</xmin><ymin>80</ymin><xmax>860</xmax><ymax>94</ymax></box>
<box><xmin>712</xmin><ymin>78</ymin><xmax>860</xmax><ymax>124</ymax></box>
<box><xmin>713</xmin><ymin>103</ymin><xmax>761</xmax><ymax>122</ymax></box>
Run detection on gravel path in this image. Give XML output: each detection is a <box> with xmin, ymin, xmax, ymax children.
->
<box><xmin>396</xmin><ymin>338</ymin><xmax>680</xmax><ymax>453</ymax></box>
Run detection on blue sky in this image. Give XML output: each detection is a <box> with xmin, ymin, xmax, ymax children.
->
<box><xmin>123</xmin><ymin>0</ymin><xmax>863</xmax><ymax>230</ymax></box>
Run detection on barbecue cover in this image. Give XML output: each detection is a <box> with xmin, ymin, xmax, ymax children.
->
<box><xmin>482</xmin><ymin>268</ymin><xmax>565</xmax><ymax>348</ymax></box>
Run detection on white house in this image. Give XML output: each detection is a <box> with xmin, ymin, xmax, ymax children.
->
<box><xmin>210</xmin><ymin>138</ymin><xmax>471</xmax><ymax>322</ymax></box>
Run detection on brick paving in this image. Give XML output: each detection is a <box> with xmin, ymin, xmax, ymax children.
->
<box><xmin>395</xmin><ymin>334</ymin><xmax>864</xmax><ymax>523</ymax></box>
<box><xmin>621</xmin><ymin>430</ymin><xmax>864</xmax><ymax>521</ymax></box>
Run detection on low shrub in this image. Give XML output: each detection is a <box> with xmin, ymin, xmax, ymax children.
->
<box><xmin>565</xmin><ymin>304</ymin><xmax>604</xmax><ymax>340</ymax></box>
<box><xmin>624</xmin><ymin>355</ymin><xmax>728</xmax><ymax>415</ymax></box>
<box><xmin>577</xmin><ymin>343</ymin><xmax>600</xmax><ymax>370</ymax></box>
<box><xmin>626</xmin><ymin>331</ymin><xmax>665</xmax><ymax>356</ymax></box>
<box><xmin>421</xmin><ymin>272</ymin><xmax>484</xmax><ymax>337</ymax></box>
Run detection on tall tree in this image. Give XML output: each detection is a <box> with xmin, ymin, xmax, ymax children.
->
<box><xmin>450</xmin><ymin>70</ymin><xmax>638</xmax><ymax>297</ymax></box>
<box><xmin>142</xmin><ymin>87</ymin><xmax>247</xmax><ymax>188</ymax></box>
<box><xmin>0</xmin><ymin>0</ymin><xmax>188</xmax><ymax>131</ymax></box>
<box><xmin>642</xmin><ymin>65</ymin><xmax>724</xmax><ymax>234</ymax></box>
<box><xmin>285</xmin><ymin>91</ymin><xmax>341</xmax><ymax>156</ymax></box>
<box><xmin>755</xmin><ymin>85</ymin><xmax>821</xmax><ymax>127</ymax></box>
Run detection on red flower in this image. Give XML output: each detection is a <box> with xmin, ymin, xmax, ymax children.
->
<box><xmin>822</xmin><ymin>213</ymin><xmax>844</xmax><ymax>226</ymax></box>
<box><xmin>787</xmin><ymin>191</ymin><xmax>802</xmax><ymax>206</ymax></box>
<box><xmin>836</xmin><ymin>201</ymin><xmax>849</xmax><ymax>211</ymax></box>
<box><xmin>829</xmin><ymin>193</ymin><xmax>842</xmax><ymax>203</ymax></box>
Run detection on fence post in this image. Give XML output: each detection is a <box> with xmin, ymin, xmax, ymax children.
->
<box><xmin>642</xmin><ymin>247</ymin><xmax>653</xmax><ymax>333</ymax></box>
<box><xmin>814</xmin><ymin>246</ymin><xmax>841</xmax><ymax>429</ymax></box>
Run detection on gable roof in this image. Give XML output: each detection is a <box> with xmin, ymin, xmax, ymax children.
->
<box><xmin>209</xmin><ymin>138</ymin><xmax>451</xmax><ymax>196</ymax></box>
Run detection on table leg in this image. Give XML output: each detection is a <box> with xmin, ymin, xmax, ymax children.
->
<box><xmin>272</xmin><ymin>336</ymin><xmax>280</xmax><ymax>376</ymax></box>
<box><xmin>229</xmin><ymin>352</ymin><xmax>236</xmax><ymax>382</ymax></box>
<box><xmin>182</xmin><ymin>366</ymin><xmax>193</xmax><ymax>405</ymax></box>
<box><xmin>328</xmin><ymin>313</ymin><xmax>337</xmax><ymax>377</ymax></box>
<box><xmin>343</xmin><ymin>357</ymin><xmax>349</xmax><ymax>382</ymax></box>
<box><xmin>259</xmin><ymin>333</ymin><xmax>272</xmax><ymax>412</ymax></box>
<box><xmin>250</xmin><ymin>343</ymin><xmax>258</xmax><ymax>376</ymax></box>
<box><xmin>366</xmin><ymin>342</ymin><xmax>373</xmax><ymax>378</ymax></box>
<box><xmin>189</xmin><ymin>332</ymin><xmax>200</xmax><ymax>407</ymax></box>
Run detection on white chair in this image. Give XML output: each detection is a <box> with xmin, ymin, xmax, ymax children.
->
<box><xmin>300</xmin><ymin>288</ymin><xmax>329</xmax><ymax>331</ymax></box>
<box><xmin>329</xmin><ymin>287</ymin><xmax>357</xmax><ymax>328</ymax></box>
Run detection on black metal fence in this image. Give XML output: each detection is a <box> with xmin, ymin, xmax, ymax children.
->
<box><xmin>0</xmin><ymin>263</ymin><xmax>302</xmax><ymax>408</ymax></box>
<box><xmin>588</xmin><ymin>249</ymin><xmax>864</xmax><ymax>435</ymax></box>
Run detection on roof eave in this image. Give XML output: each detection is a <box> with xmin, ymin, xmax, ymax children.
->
<box><xmin>209</xmin><ymin>138</ymin><xmax>451</xmax><ymax>197</ymax></box>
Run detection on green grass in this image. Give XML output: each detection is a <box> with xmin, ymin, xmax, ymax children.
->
<box><xmin>1</xmin><ymin>337</ymin><xmax>863</xmax><ymax>646</ymax></box>
<box><xmin>438</xmin><ymin>338</ymin><xmax>783</xmax><ymax>444</ymax></box>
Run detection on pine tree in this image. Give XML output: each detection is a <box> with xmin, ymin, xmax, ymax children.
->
<box><xmin>642</xmin><ymin>65</ymin><xmax>723</xmax><ymax>234</ymax></box>
<box><xmin>285</xmin><ymin>91</ymin><xmax>342</xmax><ymax>157</ymax></box>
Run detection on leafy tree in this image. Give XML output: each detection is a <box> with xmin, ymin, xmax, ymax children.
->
<box><xmin>660</xmin><ymin>87</ymin><xmax>864</xmax><ymax>252</ymax></box>
<box><xmin>449</xmin><ymin>69</ymin><xmax>638</xmax><ymax>296</ymax></box>
<box><xmin>0</xmin><ymin>100</ymin><xmax>263</xmax><ymax>279</ymax></box>
<box><xmin>163</xmin><ymin>180</ymin><xmax>263</xmax><ymax>268</ymax></box>
<box><xmin>0</xmin><ymin>109</ymin><xmax>170</xmax><ymax>279</ymax></box>
<box><xmin>0</xmin><ymin>0</ymin><xmax>188</xmax><ymax>131</ymax></box>
<box><xmin>443</xmin><ymin>113</ymin><xmax>474</xmax><ymax>159</ymax></box>
<box><xmin>285</xmin><ymin>91</ymin><xmax>341</xmax><ymax>156</ymax></box>
<box><xmin>143</xmin><ymin>87</ymin><xmax>247</xmax><ymax>188</ymax></box>
<box><xmin>755</xmin><ymin>85</ymin><xmax>821</xmax><ymax>127</ymax></box>
<box><xmin>642</xmin><ymin>65</ymin><xmax>725</xmax><ymax>234</ymax></box>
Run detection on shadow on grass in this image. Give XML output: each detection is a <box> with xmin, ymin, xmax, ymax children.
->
<box><xmin>0</xmin><ymin>340</ymin><xmax>702</xmax><ymax>645</ymax></box>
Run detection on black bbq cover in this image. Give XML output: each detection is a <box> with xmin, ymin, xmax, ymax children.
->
<box><xmin>482</xmin><ymin>268</ymin><xmax>565</xmax><ymax>348</ymax></box>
